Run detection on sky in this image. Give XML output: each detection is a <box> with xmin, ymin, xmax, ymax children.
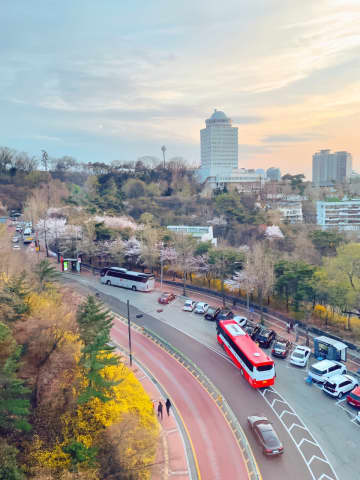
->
<box><xmin>1</xmin><ymin>0</ymin><xmax>360</xmax><ymax>178</ymax></box>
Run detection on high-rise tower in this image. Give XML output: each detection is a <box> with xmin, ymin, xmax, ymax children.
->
<box><xmin>198</xmin><ymin>109</ymin><xmax>238</xmax><ymax>181</ymax></box>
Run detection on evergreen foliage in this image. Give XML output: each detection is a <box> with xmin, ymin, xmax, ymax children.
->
<box><xmin>33</xmin><ymin>259</ymin><xmax>60</xmax><ymax>291</ymax></box>
<box><xmin>77</xmin><ymin>295</ymin><xmax>113</xmax><ymax>346</ymax></box>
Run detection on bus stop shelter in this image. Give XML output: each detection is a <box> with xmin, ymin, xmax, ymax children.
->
<box><xmin>314</xmin><ymin>336</ymin><xmax>347</xmax><ymax>362</ymax></box>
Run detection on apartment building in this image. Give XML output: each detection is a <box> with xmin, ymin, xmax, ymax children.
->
<box><xmin>312</xmin><ymin>150</ymin><xmax>352</xmax><ymax>186</ymax></box>
<box><xmin>317</xmin><ymin>199</ymin><xmax>360</xmax><ymax>231</ymax></box>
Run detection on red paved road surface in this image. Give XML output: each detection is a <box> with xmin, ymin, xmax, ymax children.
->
<box><xmin>111</xmin><ymin>321</ymin><xmax>250</xmax><ymax>480</ymax></box>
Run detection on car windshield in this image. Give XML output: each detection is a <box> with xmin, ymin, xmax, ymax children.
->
<box><xmin>185</xmin><ymin>301</ymin><xmax>192</xmax><ymax>306</ymax></box>
<box><xmin>292</xmin><ymin>352</ymin><xmax>304</xmax><ymax>359</ymax></box>
<box><xmin>262</xmin><ymin>430</ymin><xmax>280</xmax><ymax>448</ymax></box>
<box><xmin>310</xmin><ymin>366</ymin><xmax>324</xmax><ymax>375</ymax></box>
<box><xmin>274</xmin><ymin>343</ymin><xmax>285</xmax><ymax>350</ymax></box>
<box><xmin>258</xmin><ymin>334</ymin><xmax>269</xmax><ymax>341</ymax></box>
<box><xmin>207</xmin><ymin>307</ymin><xmax>215</xmax><ymax>314</ymax></box>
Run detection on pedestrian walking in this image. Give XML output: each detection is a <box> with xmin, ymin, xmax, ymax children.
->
<box><xmin>294</xmin><ymin>323</ymin><xmax>299</xmax><ymax>342</ymax></box>
<box><xmin>286</xmin><ymin>322</ymin><xmax>290</xmax><ymax>334</ymax></box>
<box><xmin>165</xmin><ymin>398</ymin><xmax>172</xmax><ymax>416</ymax></box>
<box><xmin>157</xmin><ymin>401</ymin><xmax>163</xmax><ymax>420</ymax></box>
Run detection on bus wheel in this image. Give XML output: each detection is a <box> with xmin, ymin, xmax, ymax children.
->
<box><xmin>132</xmin><ymin>286</ymin><xmax>137</xmax><ymax>291</ymax></box>
<box><xmin>106</xmin><ymin>280</ymin><xmax>111</xmax><ymax>286</ymax></box>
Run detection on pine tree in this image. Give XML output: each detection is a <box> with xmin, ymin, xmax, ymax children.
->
<box><xmin>78</xmin><ymin>331</ymin><xmax>120</xmax><ymax>404</ymax></box>
<box><xmin>77</xmin><ymin>295</ymin><xmax>113</xmax><ymax>346</ymax></box>
<box><xmin>0</xmin><ymin>323</ymin><xmax>31</xmax><ymax>433</ymax></box>
<box><xmin>34</xmin><ymin>259</ymin><xmax>60</xmax><ymax>291</ymax></box>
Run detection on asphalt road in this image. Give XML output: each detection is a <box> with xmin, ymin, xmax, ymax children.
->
<box><xmin>63</xmin><ymin>274</ymin><xmax>357</xmax><ymax>480</ymax></box>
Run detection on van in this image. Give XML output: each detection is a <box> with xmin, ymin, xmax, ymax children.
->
<box><xmin>308</xmin><ymin>359</ymin><xmax>346</xmax><ymax>383</ymax></box>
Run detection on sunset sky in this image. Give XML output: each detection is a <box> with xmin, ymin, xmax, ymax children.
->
<box><xmin>1</xmin><ymin>0</ymin><xmax>360</xmax><ymax>178</ymax></box>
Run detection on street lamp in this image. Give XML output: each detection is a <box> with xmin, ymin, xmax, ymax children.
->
<box><xmin>127</xmin><ymin>300</ymin><xmax>132</xmax><ymax>367</ymax></box>
<box><xmin>161</xmin><ymin>145</ymin><xmax>166</xmax><ymax>169</ymax></box>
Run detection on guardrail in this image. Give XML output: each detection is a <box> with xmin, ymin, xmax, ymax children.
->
<box><xmin>141</xmin><ymin>325</ymin><xmax>262</xmax><ymax>480</ymax></box>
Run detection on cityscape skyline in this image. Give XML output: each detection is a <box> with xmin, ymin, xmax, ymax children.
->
<box><xmin>1</xmin><ymin>1</ymin><xmax>360</xmax><ymax>178</ymax></box>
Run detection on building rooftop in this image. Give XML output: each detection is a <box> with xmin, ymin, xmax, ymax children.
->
<box><xmin>210</xmin><ymin>109</ymin><xmax>228</xmax><ymax>120</ymax></box>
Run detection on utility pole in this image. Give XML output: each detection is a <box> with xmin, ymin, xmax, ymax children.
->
<box><xmin>41</xmin><ymin>150</ymin><xmax>50</xmax><ymax>257</ymax></box>
<box><xmin>161</xmin><ymin>145</ymin><xmax>166</xmax><ymax>169</ymax></box>
<box><xmin>127</xmin><ymin>300</ymin><xmax>132</xmax><ymax>366</ymax></box>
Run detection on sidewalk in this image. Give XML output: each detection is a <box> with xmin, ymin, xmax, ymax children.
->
<box><xmin>125</xmin><ymin>358</ymin><xmax>192</xmax><ymax>480</ymax></box>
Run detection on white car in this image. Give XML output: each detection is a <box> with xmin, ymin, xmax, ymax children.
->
<box><xmin>356</xmin><ymin>411</ymin><xmax>360</xmax><ymax>424</ymax></box>
<box><xmin>233</xmin><ymin>315</ymin><xmax>247</xmax><ymax>327</ymax></box>
<box><xmin>290</xmin><ymin>346</ymin><xmax>311</xmax><ymax>367</ymax></box>
<box><xmin>308</xmin><ymin>359</ymin><xmax>347</xmax><ymax>383</ymax></box>
<box><xmin>194</xmin><ymin>302</ymin><xmax>209</xmax><ymax>314</ymax></box>
<box><xmin>12</xmin><ymin>244</ymin><xmax>21</xmax><ymax>250</ymax></box>
<box><xmin>183</xmin><ymin>300</ymin><xmax>197</xmax><ymax>312</ymax></box>
<box><xmin>12</xmin><ymin>237</ymin><xmax>19</xmax><ymax>243</ymax></box>
<box><xmin>322</xmin><ymin>374</ymin><xmax>359</xmax><ymax>399</ymax></box>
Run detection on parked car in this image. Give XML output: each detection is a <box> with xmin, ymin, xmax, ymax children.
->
<box><xmin>233</xmin><ymin>315</ymin><xmax>247</xmax><ymax>327</ymax></box>
<box><xmin>183</xmin><ymin>300</ymin><xmax>197</xmax><ymax>312</ymax></box>
<box><xmin>272</xmin><ymin>338</ymin><xmax>292</xmax><ymax>358</ymax></box>
<box><xmin>204</xmin><ymin>306</ymin><xmax>221</xmax><ymax>321</ymax></box>
<box><xmin>158</xmin><ymin>292</ymin><xmax>176</xmax><ymax>304</ymax></box>
<box><xmin>290</xmin><ymin>346</ymin><xmax>311</xmax><ymax>367</ymax></box>
<box><xmin>12</xmin><ymin>236</ymin><xmax>19</xmax><ymax>243</ymax></box>
<box><xmin>255</xmin><ymin>328</ymin><xmax>276</xmax><ymax>348</ymax></box>
<box><xmin>346</xmin><ymin>385</ymin><xmax>360</xmax><ymax>408</ymax></box>
<box><xmin>247</xmin><ymin>416</ymin><xmax>284</xmax><ymax>456</ymax></box>
<box><xmin>214</xmin><ymin>309</ymin><xmax>233</xmax><ymax>323</ymax></box>
<box><xmin>308</xmin><ymin>359</ymin><xmax>347</xmax><ymax>383</ymax></box>
<box><xmin>322</xmin><ymin>374</ymin><xmax>358</xmax><ymax>399</ymax></box>
<box><xmin>12</xmin><ymin>244</ymin><xmax>20</xmax><ymax>250</ymax></box>
<box><xmin>244</xmin><ymin>322</ymin><xmax>261</xmax><ymax>340</ymax></box>
<box><xmin>194</xmin><ymin>302</ymin><xmax>209</xmax><ymax>314</ymax></box>
<box><xmin>356</xmin><ymin>411</ymin><xmax>360</xmax><ymax>424</ymax></box>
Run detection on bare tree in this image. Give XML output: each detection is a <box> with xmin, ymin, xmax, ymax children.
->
<box><xmin>172</xmin><ymin>232</ymin><xmax>197</xmax><ymax>296</ymax></box>
<box><xmin>247</xmin><ymin>243</ymin><xmax>274</xmax><ymax>323</ymax></box>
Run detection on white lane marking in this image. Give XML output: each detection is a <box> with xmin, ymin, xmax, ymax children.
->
<box><xmin>298</xmin><ymin>438</ymin><xmax>318</xmax><ymax>449</ymax></box>
<box><xmin>259</xmin><ymin>386</ymin><xmax>339</xmax><ymax>480</ymax></box>
<box><xmin>289</xmin><ymin>423</ymin><xmax>307</xmax><ymax>433</ymax></box>
<box><xmin>279</xmin><ymin>410</ymin><xmax>297</xmax><ymax>419</ymax></box>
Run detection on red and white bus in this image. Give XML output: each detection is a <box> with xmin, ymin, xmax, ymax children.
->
<box><xmin>217</xmin><ymin>320</ymin><xmax>275</xmax><ymax>388</ymax></box>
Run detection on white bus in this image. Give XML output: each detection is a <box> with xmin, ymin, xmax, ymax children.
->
<box><xmin>100</xmin><ymin>267</ymin><xmax>155</xmax><ymax>292</ymax></box>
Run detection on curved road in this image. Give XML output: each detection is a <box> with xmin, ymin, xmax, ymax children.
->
<box><xmin>111</xmin><ymin>320</ymin><xmax>250</xmax><ymax>479</ymax></box>
<box><xmin>63</xmin><ymin>275</ymin><xmax>329</xmax><ymax>480</ymax></box>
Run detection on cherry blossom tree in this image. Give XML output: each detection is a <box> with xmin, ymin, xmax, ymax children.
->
<box><xmin>92</xmin><ymin>215</ymin><xmax>138</xmax><ymax>231</ymax></box>
<box><xmin>123</xmin><ymin>237</ymin><xmax>142</xmax><ymax>267</ymax></box>
<box><xmin>265</xmin><ymin>225</ymin><xmax>284</xmax><ymax>240</ymax></box>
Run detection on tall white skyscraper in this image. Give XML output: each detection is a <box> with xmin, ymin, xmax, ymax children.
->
<box><xmin>198</xmin><ymin>109</ymin><xmax>238</xmax><ymax>181</ymax></box>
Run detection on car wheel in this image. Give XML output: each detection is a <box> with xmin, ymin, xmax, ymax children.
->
<box><xmin>338</xmin><ymin>392</ymin><xmax>343</xmax><ymax>399</ymax></box>
<box><xmin>106</xmin><ymin>280</ymin><xmax>111</xmax><ymax>286</ymax></box>
<box><xmin>132</xmin><ymin>286</ymin><xmax>136</xmax><ymax>291</ymax></box>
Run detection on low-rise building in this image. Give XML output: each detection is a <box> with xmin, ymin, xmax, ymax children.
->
<box><xmin>167</xmin><ymin>225</ymin><xmax>217</xmax><ymax>245</ymax></box>
<box><xmin>278</xmin><ymin>202</ymin><xmax>303</xmax><ymax>224</ymax></box>
<box><xmin>317</xmin><ymin>199</ymin><xmax>360</xmax><ymax>230</ymax></box>
<box><xmin>203</xmin><ymin>168</ymin><xmax>266</xmax><ymax>193</ymax></box>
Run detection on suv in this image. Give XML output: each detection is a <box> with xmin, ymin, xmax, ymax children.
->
<box><xmin>255</xmin><ymin>328</ymin><xmax>276</xmax><ymax>348</ymax></box>
<box><xmin>204</xmin><ymin>306</ymin><xmax>221</xmax><ymax>321</ymax></box>
<box><xmin>308</xmin><ymin>360</ymin><xmax>347</xmax><ymax>383</ymax></box>
<box><xmin>272</xmin><ymin>338</ymin><xmax>292</xmax><ymax>358</ymax></box>
<box><xmin>347</xmin><ymin>385</ymin><xmax>360</xmax><ymax>408</ymax></box>
<box><xmin>322</xmin><ymin>374</ymin><xmax>358</xmax><ymax>399</ymax></box>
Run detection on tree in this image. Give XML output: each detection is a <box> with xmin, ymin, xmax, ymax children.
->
<box><xmin>140</xmin><ymin>227</ymin><xmax>160</xmax><ymax>272</ymax></box>
<box><xmin>77</xmin><ymin>296</ymin><xmax>113</xmax><ymax>346</ymax></box>
<box><xmin>0</xmin><ymin>322</ymin><xmax>31</xmax><ymax>434</ymax></box>
<box><xmin>0</xmin><ymin>440</ymin><xmax>25</xmax><ymax>480</ymax></box>
<box><xmin>310</xmin><ymin>230</ymin><xmax>344</xmax><ymax>257</ymax></box>
<box><xmin>0</xmin><ymin>275</ymin><xmax>30</xmax><ymax>322</ymax></box>
<box><xmin>33</xmin><ymin>259</ymin><xmax>60</xmax><ymax>291</ymax></box>
<box><xmin>208</xmin><ymin>248</ymin><xmax>245</xmax><ymax>306</ymax></box>
<box><xmin>274</xmin><ymin>260</ymin><xmax>315</xmax><ymax>311</ymax></box>
<box><xmin>172</xmin><ymin>232</ymin><xmax>197</xmax><ymax>296</ymax></box>
<box><xmin>122</xmin><ymin>179</ymin><xmax>146</xmax><ymax>199</ymax></box>
<box><xmin>247</xmin><ymin>243</ymin><xmax>274</xmax><ymax>322</ymax></box>
<box><xmin>282</xmin><ymin>173</ymin><xmax>305</xmax><ymax>194</ymax></box>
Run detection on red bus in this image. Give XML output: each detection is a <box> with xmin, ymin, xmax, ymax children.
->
<box><xmin>217</xmin><ymin>320</ymin><xmax>275</xmax><ymax>388</ymax></box>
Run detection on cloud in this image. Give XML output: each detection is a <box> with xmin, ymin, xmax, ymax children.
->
<box><xmin>262</xmin><ymin>133</ymin><xmax>325</xmax><ymax>143</ymax></box>
<box><xmin>232</xmin><ymin>115</ymin><xmax>264</xmax><ymax>124</ymax></box>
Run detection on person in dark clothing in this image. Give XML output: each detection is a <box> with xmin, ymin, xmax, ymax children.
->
<box><xmin>165</xmin><ymin>398</ymin><xmax>172</xmax><ymax>416</ymax></box>
<box><xmin>157</xmin><ymin>401</ymin><xmax>163</xmax><ymax>420</ymax></box>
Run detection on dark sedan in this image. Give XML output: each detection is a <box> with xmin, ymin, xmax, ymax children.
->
<box><xmin>244</xmin><ymin>322</ymin><xmax>261</xmax><ymax>340</ymax></box>
<box><xmin>214</xmin><ymin>309</ymin><xmax>233</xmax><ymax>323</ymax></box>
<box><xmin>255</xmin><ymin>328</ymin><xmax>276</xmax><ymax>348</ymax></box>
<box><xmin>248</xmin><ymin>416</ymin><xmax>284</xmax><ymax>456</ymax></box>
<box><xmin>158</xmin><ymin>292</ymin><xmax>176</xmax><ymax>304</ymax></box>
<box><xmin>272</xmin><ymin>338</ymin><xmax>292</xmax><ymax>358</ymax></box>
<box><xmin>204</xmin><ymin>306</ymin><xmax>221</xmax><ymax>321</ymax></box>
